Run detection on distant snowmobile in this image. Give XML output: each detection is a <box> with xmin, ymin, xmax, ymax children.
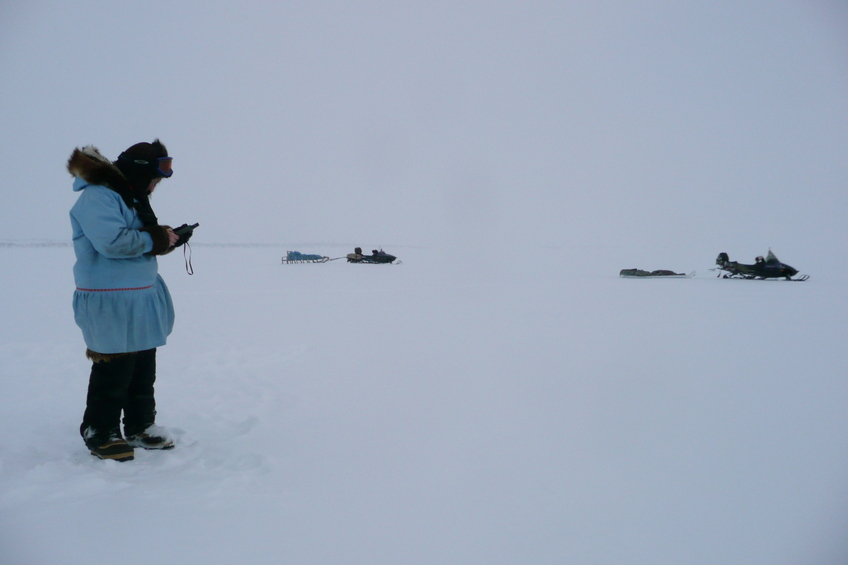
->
<box><xmin>714</xmin><ymin>250</ymin><xmax>808</xmax><ymax>281</ymax></box>
<box><xmin>346</xmin><ymin>247</ymin><xmax>399</xmax><ymax>264</ymax></box>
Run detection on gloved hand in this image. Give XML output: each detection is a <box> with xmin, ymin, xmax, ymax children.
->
<box><xmin>173</xmin><ymin>223</ymin><xmax>195</xmax><ymax>247</ymax></box>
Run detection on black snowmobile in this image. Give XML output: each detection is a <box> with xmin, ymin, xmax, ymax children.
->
<box><xmin>346</xmin><ymin>247</ymin><xmax>398</xmax><ymax>264</ymax></box>
<box><xmin>714</xmin><ymin>250</ymin><xmax>808</xmax><ymax>281</ymax></box>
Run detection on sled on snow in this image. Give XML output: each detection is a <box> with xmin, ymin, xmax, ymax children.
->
<box><xmin>620</xmin><ymin>268</ymin><xmax>694</xmax><ymax>278</ymax></box>
<box><xmin>713</xmin><ymin>250</ymin><xmax>808</xmax><ymax>281</ymax></box>
<box><xmin>282</xmin><ymin>251</ymin><xmax>330</xmax><ymax>264</ymax></box>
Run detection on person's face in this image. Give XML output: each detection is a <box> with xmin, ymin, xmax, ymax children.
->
<box><xmin>147</xmin><ymin>178</ymin><xmax>162</xmax><ymax>194</ymax></box>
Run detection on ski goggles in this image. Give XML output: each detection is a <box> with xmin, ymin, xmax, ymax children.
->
<box><xmin>119</xmin><ymin>155</ymin><xmax>173</xmax><ymax>178</ymax></box>
<box><xmin>155</xmin><ymin>156</ymin><xmax>173</xmax><ymax>178</ymax></box>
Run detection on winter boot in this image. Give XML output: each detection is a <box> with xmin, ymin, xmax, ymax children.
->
<box><xmin>83</xmin><ymin>428</ymin><xmax>134</xmax><ymax>462</ymax></box>
<box><xmin>126</xmin><ymin>425</ymin><xmax>174</xmax><ymax>450</ymax></box>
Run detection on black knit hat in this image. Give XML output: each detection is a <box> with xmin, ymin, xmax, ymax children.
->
<box><xmin>115</xmin><ymin>139</ymin><xmax>173</xmax><ymax>186</ymax></box>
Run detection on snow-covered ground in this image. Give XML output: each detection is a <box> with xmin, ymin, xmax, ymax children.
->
<box><xmin>1</xmin><ymin>242</ymin><xmax>846</xmax><ymax>564</ymax></box>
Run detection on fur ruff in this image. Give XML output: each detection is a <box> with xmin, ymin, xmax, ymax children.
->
<box><xmin>67</xmin><ymin>146</ymin><xmax>135</xmax><ymax>207</ymax></box>
<box><xmin>86</xmin><ymin>349</ymin><xmax>133</xmax><ymax>363</ymax></box>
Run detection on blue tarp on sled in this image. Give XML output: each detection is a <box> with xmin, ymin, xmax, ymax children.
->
<box><xmin>283</xmin><ymin>251</ymin><xmax>329</xmax><ymax>263</ymax></box>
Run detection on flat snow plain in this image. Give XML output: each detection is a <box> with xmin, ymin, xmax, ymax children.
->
<box><xmin>1</xmin><ymin>243</ymin><xmax>846</xmax><ymax>565</ymax></box>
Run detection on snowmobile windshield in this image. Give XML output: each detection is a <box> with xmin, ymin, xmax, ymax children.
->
<box><xmin>765</xmin><ymin>250</ymin><xmax>781</xmax><ymax>264</ymax></box>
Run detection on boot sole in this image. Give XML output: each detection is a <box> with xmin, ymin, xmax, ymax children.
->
<box><xmin>127</xmin><ymin>441</ymin><xmax>175</xmax><ymax>450</ymax></box>
<box><xmin>88</xmin><ymin>439</ymin><xmax>135</xmax><ymax>462</ymax></box>
<box><xmin>90</xmin><ymin>450</ymin><xmax>134</xmax><ymax>462</ymax></box>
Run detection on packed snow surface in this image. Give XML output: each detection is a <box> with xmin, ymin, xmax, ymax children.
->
<box><xmin>1</xmin><ymin>244</ymin><xmax>847</xmax><ymax>565</ymax></box>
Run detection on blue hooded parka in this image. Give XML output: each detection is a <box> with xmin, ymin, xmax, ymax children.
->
<box><xmin>68</xmin><ymin>146</ymin><xmax>175</xmax><ymax>354</ymax></box>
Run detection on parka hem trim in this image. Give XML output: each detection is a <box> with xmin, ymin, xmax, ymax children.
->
<box><xmin>76</xmin><ymin>285</ymin><xmax>154</xmax><ymax>292</ymax></box>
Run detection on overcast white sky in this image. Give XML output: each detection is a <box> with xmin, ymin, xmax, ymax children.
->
<box><xmin>1</xmin><ymin>1</ymin><xmax>846</xmax><ymax>264</ymax></box>
<box><xmin>1</xmin><ymin>5</ymin><xmax>848</xmax><ymax>563</ymax></box>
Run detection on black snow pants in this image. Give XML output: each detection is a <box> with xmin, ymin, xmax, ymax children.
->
<box><xmin>80</xmin><ymin>348</ymin><xmax>159</xmax><ymax>442</ymax></box>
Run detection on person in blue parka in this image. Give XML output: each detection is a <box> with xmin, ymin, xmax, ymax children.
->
<box><xmin>68</xmin><ymin>140</ymin><xmax>189</xmax><ymax>461</ymax></box>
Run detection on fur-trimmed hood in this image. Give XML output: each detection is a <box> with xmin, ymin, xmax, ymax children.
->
<box><xmin>68</xmin><ymin>145</ymin><xmax>173</xmax><ymax>255</ymax></box>
<box><xmin>67</xmin><ymin>146</ymin><xmax>134</xmax><ymax>207</ymax></box>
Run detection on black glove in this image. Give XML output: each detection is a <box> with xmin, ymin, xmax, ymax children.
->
<box><xmin>173</xmin><ymin>223</ymin><xmax>198</xmax><ymax>247</ymax></box>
